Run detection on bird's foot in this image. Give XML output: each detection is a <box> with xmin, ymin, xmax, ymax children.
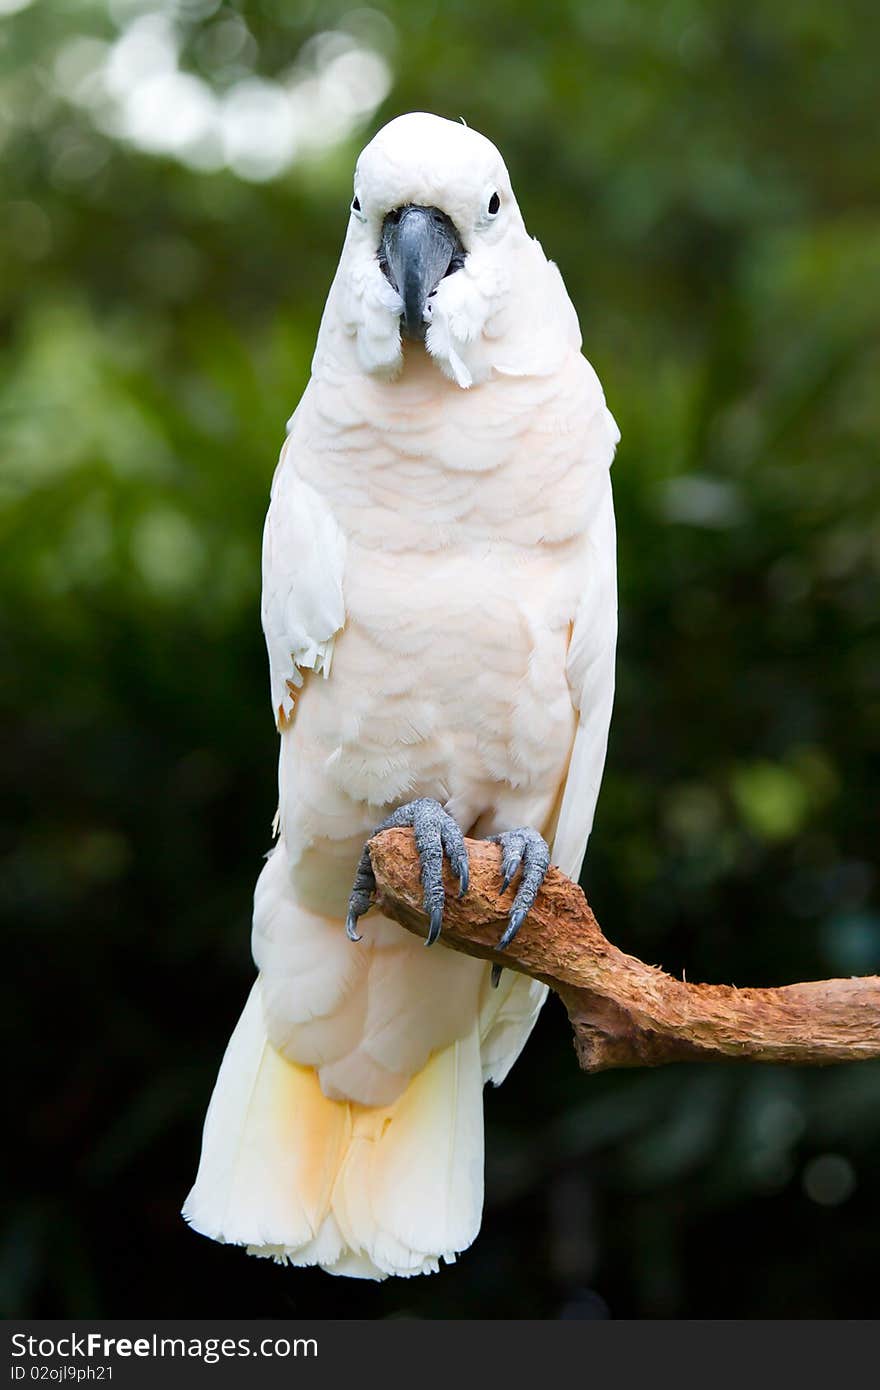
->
<box><xmin>346</xmin><ymin>798</ymin><xmax>469</xmax><ymax>947</ymax></box>
<box><xmin>489</xmin><ymin>827</ymin><xmax>550</xmax><ymax>951</ymax></box>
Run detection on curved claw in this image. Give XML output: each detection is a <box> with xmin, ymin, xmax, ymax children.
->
<box><xmin>498</xmin><ymin>907</ymin><xmax>527</xmax><ymax>950</ymax></box>
<box><xmin>494</xmin><ymin>829</ymin><xmax>527</xmax><ymax>895</ymax></box>
<box><xmin>425</xmin><ymin>903</ymin><xmax>444</xmax><ymax>947</ymax></box>
<box><xmin>345</xmin><ymin>842</ymin><xmax>375</xmax><ymax>945</ymax></box>
<box><xmin>457</xmin><ymin>859</ymin><xmax>470</xmax><ymax>899</ymax></box>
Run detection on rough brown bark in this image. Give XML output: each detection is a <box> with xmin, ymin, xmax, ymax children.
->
<box><xmin>367</xmin><ymin>828</ymin><xmax>880</xmax><ymax>1073</ymax></box>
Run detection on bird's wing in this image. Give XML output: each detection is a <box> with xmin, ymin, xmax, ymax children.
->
<box><xmin>551</xmin><ymin>397</ymin><xmax>620</xmax><ymax>881</ymax></box>
<box><xmin>479</xmin><ymin>374</ymin><xmax>619</xmax><ymax>1086</ymax></box>
<box><xmin>261</xmin><ymin>426</ymin><xmax>346</xmax><ymax>730</ymax></box>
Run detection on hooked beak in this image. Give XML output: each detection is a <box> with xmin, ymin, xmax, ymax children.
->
<box><xmin>379</xmin><ymin>205</ymin><xmax>465</xmax><ymax>341</ymax></box>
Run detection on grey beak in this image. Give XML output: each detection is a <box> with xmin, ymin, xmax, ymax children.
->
<box><xmin>379</xmin><ymin>205</ymin><xmax>465</xmax><ymax>341</ymax></box>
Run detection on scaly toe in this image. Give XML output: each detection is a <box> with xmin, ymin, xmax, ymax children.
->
<box><xmin>491</xmin><ymin>827</ymin><xmax>550</xmax><ymax>950</ymax></box>
<box><xmin>440</xmin><ymin>815</ymin><xmax>469</xmax><ymax>898</ymax></box>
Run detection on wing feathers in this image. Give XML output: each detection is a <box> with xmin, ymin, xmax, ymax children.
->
<box><xmin>552</xmin><ymin>408</ymin><xmax>619</xmax><ymax>882</ymax></box>
<box><xmin>261</xmin><ymin>428</ymin><xmax>346</xmax><ymax>728</ymax></box>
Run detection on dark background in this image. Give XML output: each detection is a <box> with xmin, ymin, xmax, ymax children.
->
<box><xmin>2</xmin><ymin>0</ymin><xmax>878</xmax><ymax>1319</ymax></box>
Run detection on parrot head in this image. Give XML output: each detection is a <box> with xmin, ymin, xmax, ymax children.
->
<box><xmin>327</xmin><ymin>112</ymin><xmax>579</xmax><ymax>389</ymax></box>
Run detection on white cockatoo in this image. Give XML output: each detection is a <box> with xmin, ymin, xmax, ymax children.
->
<box><xmin>183</xmin><ymin>112</ymin><xmax>619</xmax><ymax>1280</ymax></box>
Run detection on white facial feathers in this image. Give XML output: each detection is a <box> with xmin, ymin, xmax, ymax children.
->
<box><xmin>352</xmin><ymin>112</ymin><xmax>516</xmax><ymax>247</ymax></box>
<box><xmin>320</xmin><ymin>112</ymin><xmax>580</xmax><ymax>388</ymax></box>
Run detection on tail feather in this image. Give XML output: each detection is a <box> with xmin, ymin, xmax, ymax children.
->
<box><xmin>334</xmin><ymin>1026</ymin><xmax>483</xmax><ymax>1275</ymax></box>
<box><xmin>183</xmin><ymin>978</ymin><xmax>484</xmax><ymax>1279</ymax></box>
<box><xmin>182</xmin><ymin>982</ymin><xmax>349</xmax><ymax>1251</ymax></box>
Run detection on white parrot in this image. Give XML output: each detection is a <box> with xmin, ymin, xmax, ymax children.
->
<box><xmin>183</xmin><ymin>111</ymin><xmax>619</xmax><ymax>1280</ymax></box>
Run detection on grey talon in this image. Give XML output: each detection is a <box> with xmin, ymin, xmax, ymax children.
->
<box><xmin>491</xmin><ymin>830</ymin><xmax>527</xmax><ymax>896</ymax></box>
<box><xmin>347</xmin><ymin>797</ymin><xmax>469</xmax><ymax>947</ymax></box>
<box><xmin>491</xmin><ymin>963</ymin><xmax>503</xmax><ymax>989</ymax></box>
<box><xmin>426</xmin><ymin>904</ymin><xmax>444</xmax><ymax>947</ymax></box>
<box><xmin>498</xmin><ymin>908</ymin><xmax>526</xmax><ymax>950</ymax></box>
<box><xmin>345</xmin><ymin>842</ymin><xmax>376</xmax><ymax>944</ymax></box>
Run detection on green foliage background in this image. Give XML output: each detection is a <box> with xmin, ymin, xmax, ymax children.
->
<box><xmin>3</xmin><ymin>0</ymin><xmax>878</xmax><ymax>1318</ymax></box>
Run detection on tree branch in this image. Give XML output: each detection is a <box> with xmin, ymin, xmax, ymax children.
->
<box><xmin>368</xmin><ymin>828</ymin><xmax>880</xmax><ymax>1073</ymax></box>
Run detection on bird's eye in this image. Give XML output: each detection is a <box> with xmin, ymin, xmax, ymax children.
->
<box><xmin>487</xmin><ymin>191</ymin><xmax>500</xmax><ymax>216</ymax></box>
<box><xmin>351</xmin><ymin>196</ymin><xmax>361</xmax><ymax>213</ymax></box>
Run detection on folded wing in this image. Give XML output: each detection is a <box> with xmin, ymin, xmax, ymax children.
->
<box><xmin>261</xmin><ymin>414</ymin><xmax>347</xmax><ymax>729</ymax></box>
